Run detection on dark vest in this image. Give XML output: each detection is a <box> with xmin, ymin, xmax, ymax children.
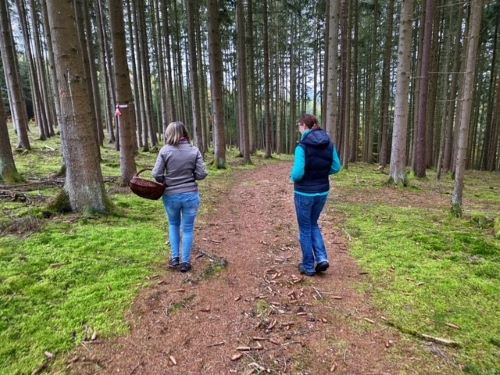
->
<box><xmin>294</xmin><ymin>135</ymin><xmax>333</xmax><ymax>194</ymax></box>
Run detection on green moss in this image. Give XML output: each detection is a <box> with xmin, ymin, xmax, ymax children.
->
<box><xmin>332</xmin><ymin>164</ymin><xmax>500</xmax><ymax>373</ymax></box>
<box><xmin>45</xmin><ymin>190</ymin><xmax>72</xmax><ymax>214</ymax></box>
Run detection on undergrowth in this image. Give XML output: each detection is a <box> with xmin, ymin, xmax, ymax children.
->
<box><xmin>0</xmin><ymin>127</ymin><xmax>288</xmax><ymax>374</ymax></box>
<box><xmin>331</xmin><ymin>164</ymin><xmax>499</xmax><ymax>374</ymax></box>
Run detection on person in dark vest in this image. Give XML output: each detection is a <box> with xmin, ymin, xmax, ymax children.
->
<box><xmin>290</xmin><ymin>114</ymin><xmax>342</xmax><ymax>276</ymax></box>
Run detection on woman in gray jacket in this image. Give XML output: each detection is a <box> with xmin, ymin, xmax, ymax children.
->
<box><xmin>153</xmin><ymin>121</ymin><xmax>208</xmax><ymax>272</ymax></box>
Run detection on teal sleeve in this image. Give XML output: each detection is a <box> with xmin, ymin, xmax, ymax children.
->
<box><xmin>329</xmin><ymin>145</ymin><xmax>342</xmax><ymax>175</ymax></box>
<box><xmin>291</xmin><ymin>145</ymin><xmax>306</xmax><ymax>182</ymax></box>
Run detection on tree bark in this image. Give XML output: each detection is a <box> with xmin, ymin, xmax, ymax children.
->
<box><xmin>0</xmin><ymin>97</ymin><xmax>22</xmax><ymax>183</ymax></box>
<box><xmin>325</xmin><ymin>0</ymin><xmax>339</xmax><ymax>141</ymax></box>
<box><xmin>389</xmin><ymin>0</ymin><xmax>414</xmax><ymax>185</ymax></box>
<box><xmin>236</xmin><ymin>0</ymin><xmax>251</xmax><ymax>163</ymax></box>
<box><xmin>414</xmin><ymin>0</ymin><xmax>434</xmax><ymax>177</ymax></box>
<box><xmin>185</xmin><ymin>0</ymin><xmax>203</xmax><ymax>152</ymax></box>
<box><xmin>378</xmin><ymin>0</ymin><xmax>395</xmax><ymax>167</ymax></box>
<box><xmin>109</xmin><ymin>0</ymin><xmax>137</xmax><ymax>185</ymax></box>
<box><xmin>207</xmin><ymin>0</ymin><xmax>226</xmax><ymax>168</ymax></box>
<box><xmin>46</xmin><ymin>0</ymin><xmax>108</xmax><ymax>213</ymax></box>
<box><xmin>0</xmin><ymin>0</ymin><xmax>30</xmax><ymax>150</ymax></box>
<box><xmin>451</xmin><ymin>0</ymin><xmax>483</xmax><ymax>216</ymax></box>
<box><xmin>263</xmin><ymin>0</ymin><xmax>272</xmax><ymax>158</ymax></box>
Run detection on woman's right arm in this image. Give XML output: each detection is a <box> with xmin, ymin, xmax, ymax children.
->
<box><xmin>194</xmin><ymin>150</ymin><xmax>208</xmax><ymax>180</ymax></box>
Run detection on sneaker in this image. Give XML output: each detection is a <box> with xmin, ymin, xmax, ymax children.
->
<box><xmin>168</xmin><ymin>257</ymin><xmax>180</xmax><ymax>269</ymax></box>
<box><xmin>180</xmin><ymin>262</ymin><xmax>192</xmax><ymax>273</ymax></box>
<box><xmin>315</xmin><ymin>261</ymin><xmax>329</xmax><ymax>273</ymax></box>
<box><xmin>298</xmin><ymin>263</ymin><xmax>315</xmax><ymax>277</ymax></box>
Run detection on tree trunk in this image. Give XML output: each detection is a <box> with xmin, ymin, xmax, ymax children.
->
<box><xmin>436</xmin><ymin>0</ymin><xmax>454</xmax><ymax>179</ymax></box>
<box><xmin>40</xmin><ymin>0</ymin><xmax>62</xmax><ymax>131</ymax></box>
<box><xmin>185</xmin><ymin>0</ymin><xmax>203</xmax><ymax>152</ymax></box>
<box><xmin>46</xmin><ymin>0</ymin><xmax>108</xmax><ymax>213</ymax></box>
<box><xmin>0</xmin><ymin>0</ymin><xmax>30</xmax><ymax>150</ymax></box>
<box><xmin>81</xmin><ymin>0</ymin><xmax>104</xmax><ymax>146</ymax></box>
<box><xmin>351</xmin><ymin>1</ymin><xmax>360</xmax><ymax>162</ymax></box>
<box><xmin>325</xmin><ymin>0</ymin><xmax>339</xmax><ymax>141</ymax></box>
<box><xmin>364</xmin><ymin>0</ymin><xmax>378</xmax><ymax>162</ymax></box>
<box><xmin>236</xmin><ymin>0</ymin><xmax>251</xmax><ymax>163</ymax></box>
<box><xmin>29</xmin><ymin>0</ymin><xmax>55</xmax><ymax>136</ymax></box>
<box><xmin>442</xmin><ymin>2</ymin><xmax>464</xmax><ymax>173</ymax></box>
<box><xmin>481</xmin><ymin>13</ymin><xmax>498</xmax><ymax>170</ymax></box>
<box><xmin>15</xmin><ymin>0</ymin><xmax>49</xmax><ymax>140</ymax></box>
<box><xmin>263</xmin><ymin>0</ymin><xmax>272</xmax><ymax>158</ymax></box>
<box><xmin>0</xmin><ymin>97</ymin><xmax>22</xmax><ymax>183</ymax></box>
<box><xmin>96</xmin><ymin>0</ymin><xmax>115</xmax><ymax>143</ymax></box>
<box><xmin>378</xmin><ymin>0</ymin><xmax>394</xmax><ymax>167</ymax></box>
<box><xmin>451</xmin><ymin>0</ymin><xmax>483</xmax><ymax>216</ymax></box>
<box><xmin>109</xmin><ymin>0</ymin><xmax>137</xmax><ymax>186</ymax></box>
<box><xmin>247</xmin><ymin>0</ymin><xmax>257</xmax><ymax>153</ymax></box>
<box><xmin>414</xmin><ymin>0</ymin><xmax>434</xmax><ymax>177</ymax></box>
<box><xmin>339</xmin><ymin>0</ymin><xmax>350</xmax><ymax>166</ymax></box>
<box><xmin>207</xmin><ymin>0</ymin><xmax>226</xmax><ymax>168</ymax></box>
<box><xmin>389</xmin><ymin>0</ymin><xmax>414</xmax><ymax>185</ymax></box>
<box><xmin>160</xmin><ymin>0</ymin><xmax>175</xmax><ymax>124</ymax></box>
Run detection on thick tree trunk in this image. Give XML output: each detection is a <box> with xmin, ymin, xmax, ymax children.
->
<box><xmin>46</xmin><ymin>0</ymin><xmax>108</xmax><ymax>213</ymax></box>
<box><xmin>207</xmin><ymin>0</ymin><xmax>226</xmax><ymax>168</ymax></box>
<box><xmin>109</xmin><ymin>0</ymin><xmax>137</xmax><ymax>186</ymax></box>
<box><xmin>0</xmin><ymin>97</ymin><xmax>22</xmax><ymax>183</ymax></box>
<box><xmin>389</xmin><ymin>0</ymin><xmax>414</xmax><ymax>185</ymax></box>
<box><xmin>0</xmin><ymin>0</ymin><xmax>30</xmax><ymax>150</ymax></box>
<box><xmin>451</xmin><ymin>0</ymin><xmax>483</xmax><ymax>216</ymax></box>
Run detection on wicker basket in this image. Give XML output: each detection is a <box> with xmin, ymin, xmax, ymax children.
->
<box><xmin>129</xmin><ymin>169</ymin><xmax>165</xmax><ymax>200</ymax></box>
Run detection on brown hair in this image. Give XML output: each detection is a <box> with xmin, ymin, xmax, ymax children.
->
<box><xmin>299</xmin><ymin>114</ymin><xmax>320</xmax><ymax>130</ymax></box>
<box><xmin>164</xmin><ymin>121</ymin><xmax>190</xmax><ymax>145</ymax></box>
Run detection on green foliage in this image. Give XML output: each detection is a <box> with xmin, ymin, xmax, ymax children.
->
<box><xmin>332</xmin><ymin>164</ymin><xmax>500</xmax><ymax>374</ymax></box>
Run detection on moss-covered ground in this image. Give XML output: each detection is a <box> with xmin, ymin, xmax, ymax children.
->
<box><xmin>0</xmin><ymin>127</ymin><xmax>290</xmax><ymax>374</ymax></box>
<box><xmin>330</xmin><ymin>164</ymin><xmax>499</xmax><ymax>374</ymax></box>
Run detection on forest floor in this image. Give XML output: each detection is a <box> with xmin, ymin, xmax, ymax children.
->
<box><xmin>66</xmin><ymin>162</ymin><xmax>456</xmax><ymax>375</ymax></box>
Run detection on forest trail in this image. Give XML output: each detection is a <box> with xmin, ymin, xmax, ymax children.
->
<box><xmin>68</xmin><ymin>162</ymin><xmax>440</xmax><ymax>375</ymax></box>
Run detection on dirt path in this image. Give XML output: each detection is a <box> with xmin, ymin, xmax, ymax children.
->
<box><xmin>69</xmin><ymin>163</ymin><xmax>437</xmax><ymax>375</ymax></box>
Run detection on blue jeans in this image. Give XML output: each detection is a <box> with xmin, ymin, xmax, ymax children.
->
<box><xmin>162</xmin><ymin>192</ymin><xmax>201</xmax><ymax>263</ymax></box>
<box><xmin>294</xmin><ymin>193</ymin><xmax>329</xmax><ymax>273</ymax></box>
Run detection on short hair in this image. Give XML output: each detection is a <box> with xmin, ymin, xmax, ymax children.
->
<box><xmin>164</xmin><ymin>121</ymin><xmax>190</xmax><ymax>145</ymax></box>
<box><xmin>299</xmin><ymin>114</ymin><xmax>320</xmax><ymax>130</ymax></box>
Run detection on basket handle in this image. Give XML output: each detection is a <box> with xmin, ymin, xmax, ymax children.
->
<box><xmin>134</xmin><ymin>168</ymin><xmax>166</xmax><ymax>187</ymax></box>
<box><xmin>135</xmin><ymin>168</ymin><xmax>151</xmax><ymax>177</ymax></box>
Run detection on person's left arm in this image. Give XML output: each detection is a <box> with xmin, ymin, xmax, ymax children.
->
<box><xmin>290</xmin><ymin>145</ymin><xmax>305</xmax><ymax>182</ymax></box>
